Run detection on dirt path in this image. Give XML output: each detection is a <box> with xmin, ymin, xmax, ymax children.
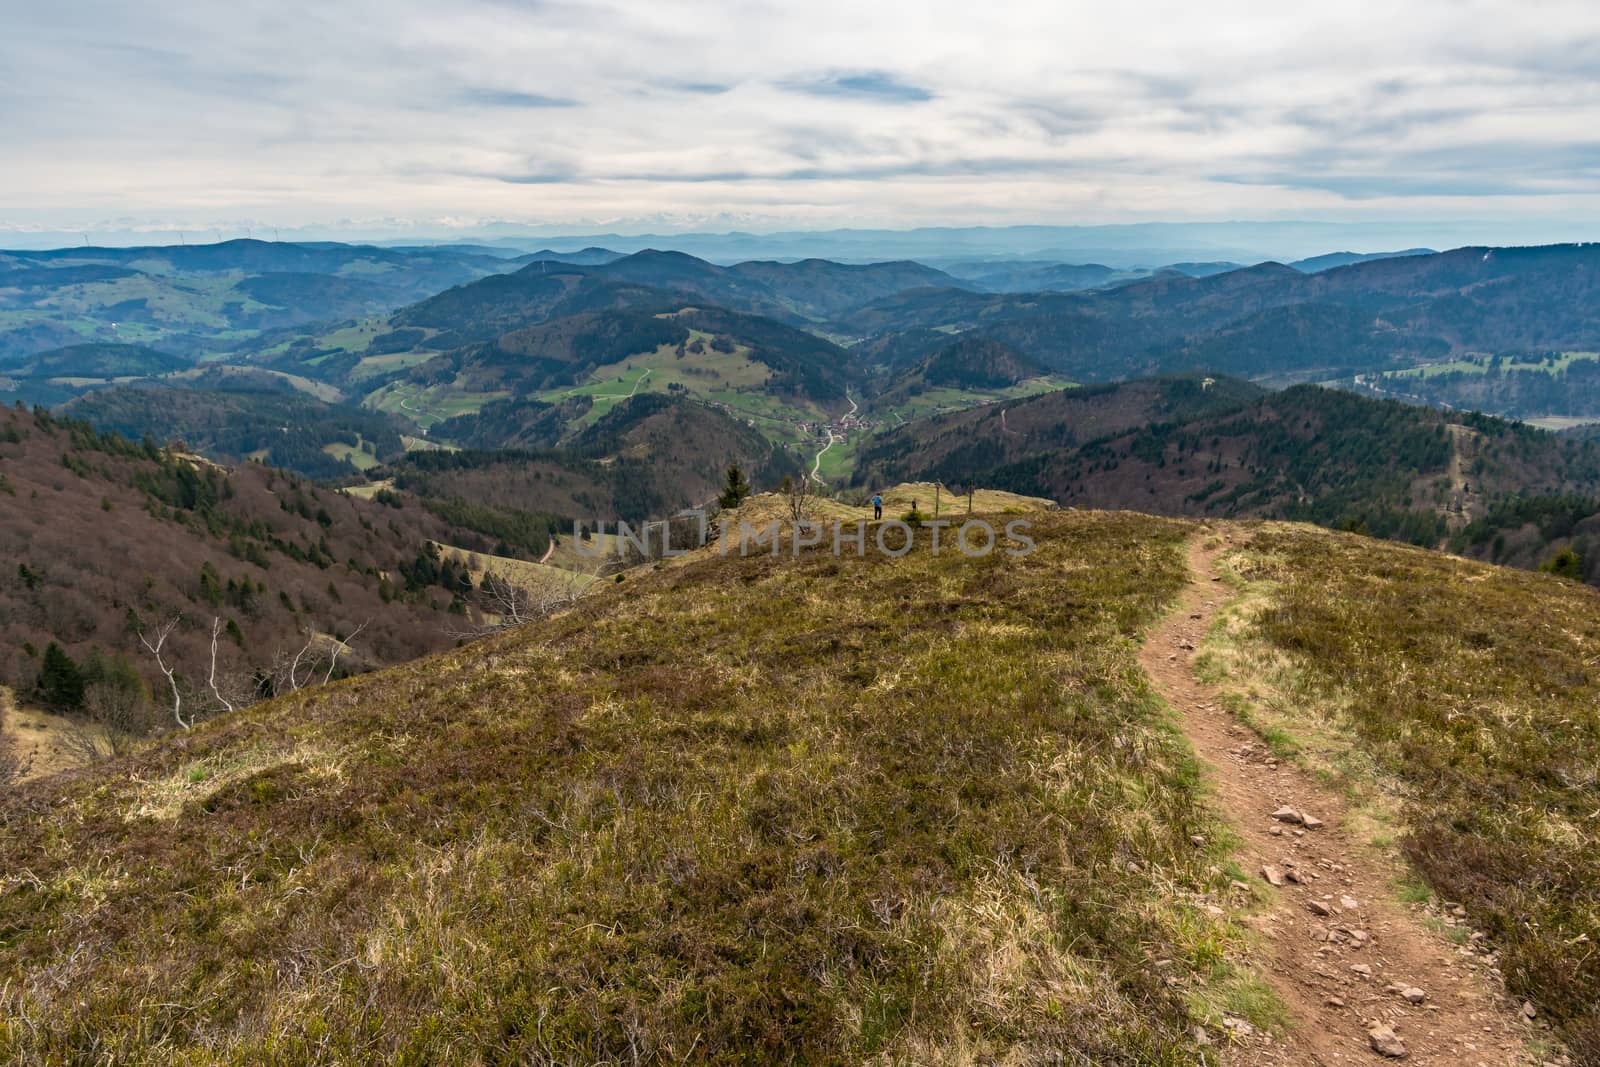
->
<box><xmin>1141</xmin><ymin>533</ymin><xmax>1545</xmax><ymax>1065</ymax></box>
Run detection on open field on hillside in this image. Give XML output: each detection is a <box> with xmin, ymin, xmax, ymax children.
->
<box><xmin>1522</xmin><ymin>415</ymin><xmax>1600</xmax><ymax>430</ymax></box>
<box><xmin>314</xmin><ymin>318</ymin><xmax>389</xmax><ymax>352</ymax></box>
<box><xmin>339</xmin><ymin>477</ymin><xmax>392</xmax><ymax>500</ymax></box>
<box><xmin>1381</xmin><ymin>351</ymin><xmax>1600</xmax><ymax>380</ymax></box>
<box><xmin>430</xmin><ymin>541</ymin><xmax>599</xmax><ymax>592</ymax></box>
<box><xmin>702</xmin><ymin>484</ymin><xmax>1054</xmax><ymax>560</ymax></box>
<box><xmin>527</xmin><ymin>337</ymin><xmax>835</xmax><ymax>444</ymax></box>
<box><xmin>0</xmin><ymin>687</ymin><xmax>83</xmax><ymax>782</ymax></box>
<box><xmin>173</xmin><ymin>365</ymin><xmax>345</xmax><ymax>402</ymax></box>
<box><xmin>365</xmin><ymin>380</ymin><xmax>510</xmax><ymax>430</ymax></box>
<box><xmin>321</xmin><ymin>439</ymin><xmax>381</xmax><ymax>471</ymax></box>
<box><xmin>872</xmin><ymin>377</ymin><xmax>1073</xmax><ymax>425</ymax></box>
<box><xmin>726</xmin><ymin>481</ymin><xmax>1055</xmax><ymax>530</ymax></box>
<box><xmin>400</xmin><ymin>434</ymin><xmax>456</xmax><ymax>452</ymax></box>
<box><xmin>0</xmin><ymin>512</ymin><xmax>1277</xmax><ymax>1063</ymax></box>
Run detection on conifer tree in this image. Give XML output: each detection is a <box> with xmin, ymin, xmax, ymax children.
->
<box><xmin>38</xmin><ymin>642</ymin><xmax>85</xmax><ymax>710</ymax></box>
<box><xmin>718</xmin><ymin>464</ymin><xmax>752</xmax><ymax>510</ymax></box>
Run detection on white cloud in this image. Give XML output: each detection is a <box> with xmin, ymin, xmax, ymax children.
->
<box><xmin>3</xmin><ymin>0</ymin><xmax>1600</xmax><ymax>236</ymax></box>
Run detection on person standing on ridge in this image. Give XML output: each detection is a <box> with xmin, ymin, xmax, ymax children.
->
<box><xmin>872</xmin><ymin>493</ymin><xmax>883</xmax><ymax>520</ymax></box>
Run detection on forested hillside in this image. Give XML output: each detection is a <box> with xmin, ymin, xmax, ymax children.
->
<box><xmin>64</xmin><ymin>374</ymin><xmax>410</xmax><ymax>479</ymax></box>
<box><xmin>854</xmin><ymin>376</ymin><xmax>1600</xmax><ymax>557</ymax></box>
<box><xmin>0</xmin><ymin>406</ymin><xmax>556</xmax><ymax>722</ymax></box>
<box><xmin>839</xmin><ymin>244</ymin><xmax>1600</xmax><ymax>387</ymax></box>
<box><xmin>389</xmin><ymin>394</ymin><xmax>799</xmax><ymax>522</ymax></box>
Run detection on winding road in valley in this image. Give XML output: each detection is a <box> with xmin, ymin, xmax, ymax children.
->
<box><xmin>810</xmin><ymin>390</ymin><xmax>857</xmax><ymax>483</ymax></box>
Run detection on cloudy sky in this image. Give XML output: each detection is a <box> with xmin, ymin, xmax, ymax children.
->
<box><xmin>4</xmin><ymin>0</ymin><xmax>1600</xmax><ymax>240</ymax></box>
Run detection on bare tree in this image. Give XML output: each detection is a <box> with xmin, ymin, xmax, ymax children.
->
<box><xmin>450</xmin><ymin>567</ymin><xmax>594</xmax><ymax>640</ymax></box>
<box><xmin>322</xmin><ymin>620</ymin><xmax>368</xmax><ymax>685</ymax></box>
<box><xmin>781</xmin><ymin>474</ymin><xmax>815</xmax><ymax>524</ymax></box>
<box><xmin>272</xmin><ymin>630</ymin><xmax>321</xmax><ymax>694</ymax></box>
<box><xmin>60</xmin><ymin>683</ymin><xmax>149</xmax><ymax>765</ymax></box>
<box><xmin>139</xmin><ymin>616</ymin><xmax>189</xmax><ymax>730</ymax></box>
<box><xmin>268</xmin><ymin>623</ymin><xmax>370</xmax><ymax>695</ymax></box>
<box><xmin>208</xmin><ymin>617</ymin><xmax>236</xmax><ymax>714</ymax></box>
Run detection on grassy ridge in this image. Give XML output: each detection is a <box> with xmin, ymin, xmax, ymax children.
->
<box><xmin>0</xmin><ymin>512</ymin><xmax>1257</xmax><ymax>1063</ymax></box>
<box><xmin>1228</xmin><ymin>527</ymin><xmax>1600</xmax><ymax>1059</ymax></box>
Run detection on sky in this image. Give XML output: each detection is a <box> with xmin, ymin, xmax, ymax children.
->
<box><xmin>4</xmin><ymin>0</ymin><xmax>1600</xmax><ymax>244</ymax></box>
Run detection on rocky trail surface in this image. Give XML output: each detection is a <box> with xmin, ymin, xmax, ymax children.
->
<box><xmin>1140</xmin><ymin>533</ymin><xmax>1561</xmax><ymax>1065</ymax></box>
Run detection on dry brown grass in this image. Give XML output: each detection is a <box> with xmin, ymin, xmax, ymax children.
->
<box><xmin>0</xmin><ymin>511</ymin><xmax>1255</xmax><ymax>1064</ymax></box>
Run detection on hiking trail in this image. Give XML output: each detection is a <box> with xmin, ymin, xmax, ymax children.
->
<box><xmin>1139</xmin><ymin>532</ymin><xmax>1551</xmax><ymax>1066</ymax></box>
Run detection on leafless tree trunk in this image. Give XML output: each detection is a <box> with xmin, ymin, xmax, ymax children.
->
<box><xmin>322</xmin><ymin>620</ymin><xmax>368</xmax><ymax>685</ymax></box>
<box><xmin>208</xmin><ymin>617</ymin><xmax>236</xmax><ymax>715</ymax></box>
<box><xmin>140</xmin><ymin>616</ymin><xmax>189</xmax><ymax>730</ymax></box>
<box><xmin>276</xmin><ymin>631</ymin><xmax>321</xmax><ymax>694</ymax></box>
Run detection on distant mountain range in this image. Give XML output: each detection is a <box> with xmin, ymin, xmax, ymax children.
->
<box><xmin>0</xmin><ymin>239</ymin><xmax>513</xmax><ymax>363</ymax></box>
<box><xmin>8</xmin><ymin>218</ymin><xmax>1580</xmax><ymax>263</ymax></box>
<box><xmin>14</xmin><ymin>237</ymin><xmax>1600</xmax><ymax>497</ymax></box>
<box><xmin>394</xmin><ymin>225</ymin><xmax>1456</xmax><ymax>271</ymax></box>
<box><xmin>833</xmin><ymin>244</ymin><xmax>1600</xmax><ymax>386</ymax></box>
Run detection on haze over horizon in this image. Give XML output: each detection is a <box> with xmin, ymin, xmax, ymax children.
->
<box><xmin>6</xmin><ymin>0</ymin><xmax>1600</xmax><ymax>252</ymax></box>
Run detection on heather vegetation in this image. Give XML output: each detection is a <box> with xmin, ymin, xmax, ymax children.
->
<box><xmin>0</xmin><ymin>512</ymin><xmax>1268</xmax><ymax>1062</ymax></box>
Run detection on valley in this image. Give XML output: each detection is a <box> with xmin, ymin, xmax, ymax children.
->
<box><xmin>7</xmin><ymin>234</ymin><xmax>1600</xmax><ymax>1064</ymax></box>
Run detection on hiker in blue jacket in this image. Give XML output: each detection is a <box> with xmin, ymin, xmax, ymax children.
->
<box><xmin>872</xmin><ymin>493</ymin><xmax>883</xmax><ymax>520</ymax></box>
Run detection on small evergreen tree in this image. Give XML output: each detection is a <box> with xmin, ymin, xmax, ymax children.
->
<box><xmin>37</xmin><ymin>643</ymin><xmax>85</xmax><ymax>710</ymax></box>
<box><xmin>81</xmin><ymin>647</ymin><xmax>146</xmax><ymax>704</ymax></box>
<box><xmin>718</xmin><ymin>464</ymin><xmax>752</xmax><ymax>510</ymax></box>
<box><xmin>1539</xmin><ymin>546</ymin><xmax>1585</xmax><ymax>581</ymax></box>
<box><xmin>199</xmin><ymin>562</ymin><xmax>223</xmax><ymax>606</ymax></box>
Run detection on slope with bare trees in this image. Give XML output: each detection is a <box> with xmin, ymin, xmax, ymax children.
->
<box><xmin>0</xmin><ymin>406</ymin><xmax>571</xmax><ymax>747</ymax></box>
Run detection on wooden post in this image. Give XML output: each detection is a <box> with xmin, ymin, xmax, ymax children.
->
<box><xmin>935</xmin><ymin>484</ymin><xmax>941</xmax><ymax>517</ymax></box>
